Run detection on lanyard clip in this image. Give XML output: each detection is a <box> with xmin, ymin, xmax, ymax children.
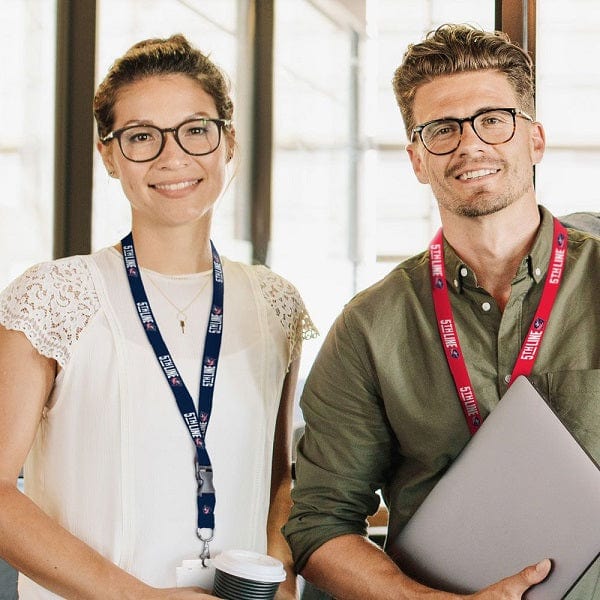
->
<box><xmin>197</xmin><ymin>528</ymin><xmax>214</xmax><ymax>568</ymax></box>
<box><xmin>195</xmin><ymin>463</ymin><xmax>215</xmax><ymax>496</ymax></box>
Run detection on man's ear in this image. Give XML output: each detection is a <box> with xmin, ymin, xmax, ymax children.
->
<box><xmin>406</xmin><ymin>142</ymin><xmax>430</xmax><ymax>184</ymax></box>
<box><xmin>530</xmin><ymin>121</ymin><xmax>546</xmax><ymax>166</ymax></box>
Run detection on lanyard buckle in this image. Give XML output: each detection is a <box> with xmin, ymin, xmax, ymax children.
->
<box><xmin>195</xmin><ymin>463</ymin><xmax>215</xmax><ymax>496</ymax></box>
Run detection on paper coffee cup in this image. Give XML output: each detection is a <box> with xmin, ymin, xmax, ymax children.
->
<box><xmin>212</xmin><ymin>549</ymin><xmax>286</xmax><ymax>600</ymax></box>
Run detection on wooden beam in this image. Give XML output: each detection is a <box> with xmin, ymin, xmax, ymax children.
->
<box><xmin>249</xmin><ymin>0</ymin><xmax>274</xmax><ymax>265</ymax></box>
<box><xmin>54</xmin><ymin>0</ymin><xmax>96</xmax><ymax>258</ymax></box>
<box><xmin>495</xmin><ymin>0</ymin><xmax>536</xmax><ymax>63</ymax></box>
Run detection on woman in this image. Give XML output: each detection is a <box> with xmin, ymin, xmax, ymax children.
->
<box><xmin>0</xmin><ymin>34</ymin><xmax>315</xmax><ymax>599</ymax></box>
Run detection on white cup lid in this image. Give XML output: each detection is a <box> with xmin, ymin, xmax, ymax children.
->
<box><xmin>213</xmin><ymin>550</ymin><xmax>286</xmax><ymax>583</ymax></box>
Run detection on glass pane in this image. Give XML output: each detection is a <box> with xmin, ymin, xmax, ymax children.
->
<box><xmin>93</xmin><ymin>0</ymin><xmax>246</xmax><ymax>258</ymax></box>
<box><xmin>536</xmin><ymin>1</ymin><xmax>600</xmax><ymax>216</ymax></box>
<box><xmin>0</xmin><ymin>0</ymin><xmax>56</xmax><ymax>289</ymax></box>
<box><xmin>272</xmin><ymin>0</ymin><xmax>356</xmax><ymax>378</ymax></box>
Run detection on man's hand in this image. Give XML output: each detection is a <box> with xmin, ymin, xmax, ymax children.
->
<box><xmin>300</xmin><ymin>535</ymin><xmax>553</xmax><ymax>600</ymax></box>
<box><xmin>468</xmin><ymin>559</ymin><xmax>552</xmax><ymax>599</ymax></box>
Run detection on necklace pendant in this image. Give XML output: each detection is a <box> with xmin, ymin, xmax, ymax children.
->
<box><xmin>146</xmin><ymin>273</ymin><xmax>211</xmax><ymax>336</ymax></box>
<box><xmin>176</xmin><ymin>310</ymin><xmax>187</xmax><ymax>334</ymax></box>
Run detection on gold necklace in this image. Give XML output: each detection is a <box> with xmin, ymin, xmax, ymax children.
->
<box><xmin>147</xmin><ymin>274</ymin><xmax>211</xmax><ymax>334</ymax></box>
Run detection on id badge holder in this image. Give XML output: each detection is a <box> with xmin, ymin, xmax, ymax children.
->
<box><xmin>175</xmin><ymin>558</ymin><xmax>212</xmax><ymax>587</ymax></box>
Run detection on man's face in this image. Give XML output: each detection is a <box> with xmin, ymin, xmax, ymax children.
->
<box><xmin>406</xmin><ymin>70</ymin><xmax>545</xmax><ymax>219</ymax></box>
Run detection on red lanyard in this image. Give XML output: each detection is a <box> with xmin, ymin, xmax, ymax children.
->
<box><xmin>430</xmin><ymin>218</ymin><xmax>568</xmax><ymax>435</ymax></box>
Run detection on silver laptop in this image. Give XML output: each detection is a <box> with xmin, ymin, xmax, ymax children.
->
<box><xmin>389</xmin><ymin>376</ymin><xmax>600</xmax><ymax>599</ymax></box>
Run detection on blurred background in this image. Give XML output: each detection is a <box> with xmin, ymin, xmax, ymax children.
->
<box><xmin>1</xmin><ymin>1</ymin><xmax>599</xmax><ymax>596</ymax></box>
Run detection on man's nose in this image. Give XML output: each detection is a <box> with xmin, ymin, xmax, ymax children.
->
<box><xmin>456</xmin><ymin>120</ymin><xmax>485</xmax><ymax>152</ymax></box>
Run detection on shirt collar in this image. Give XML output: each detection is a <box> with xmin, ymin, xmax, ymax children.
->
<box><xmin>524</xmin><ymin>205</ymin><xmax>555</xmax><ymax>284</ymax></box>
<box><xmin>443</xmin><ymin>205</ymin><xmax>554</xmax><ymax>292</ymax></box>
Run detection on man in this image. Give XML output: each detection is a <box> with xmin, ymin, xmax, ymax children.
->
<box><xmin>284</xmin><ymin>24</ymin><xmax>600</xmax><ymax>599</ymax></box>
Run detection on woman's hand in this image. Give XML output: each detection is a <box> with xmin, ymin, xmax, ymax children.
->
<box><xmin>145</xmin><ymin>586</ymin><xmax>219</xmax><ymax>599</ymax></box>
<box><xmin>274</xmin><ymin>586</ymin><xmax>299</xmax><ymax>600</ymax></box>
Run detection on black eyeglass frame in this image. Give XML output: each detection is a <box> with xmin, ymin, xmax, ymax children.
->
<box><xmin>410</xmin><ymin>107</ymin><xmax>534</xmax><ymax>156</ymax></box>
<box><xmin>100</xmin><ymin>117</ymin><xmax>232</xmax><ymax>163</ymax></box>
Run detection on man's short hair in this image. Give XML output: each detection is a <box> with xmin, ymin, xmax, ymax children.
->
<box><xmin>392</xmin><ymin>24</ymin><xmax>535</xmax><ymax>137</ymax></box>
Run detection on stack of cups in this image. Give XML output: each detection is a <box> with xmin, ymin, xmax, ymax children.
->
<box><xmin>212</xmin><ymin>549</ymin><xmax>286</xmax><ymax>600</ymax></box>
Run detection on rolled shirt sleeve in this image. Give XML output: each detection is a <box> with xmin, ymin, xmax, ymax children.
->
<box><xmin>283</xmin><ymin>307</ymin><xmax>398</xmax><ymax>571</ymax></box>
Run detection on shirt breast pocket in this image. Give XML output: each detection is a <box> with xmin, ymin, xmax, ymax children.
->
<box><xmin>540</xmin><ymin>369</ymin><xmax>600</xmax><ymax>463</ymax></box>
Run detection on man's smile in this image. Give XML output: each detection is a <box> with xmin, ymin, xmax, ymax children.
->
<box><xmin>456</xmin><ymin>168</ymin><xmax>500</xmax><ymax>181</ymax></box>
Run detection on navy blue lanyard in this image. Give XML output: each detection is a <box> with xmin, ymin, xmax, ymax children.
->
<box><xmin>121</xmin><ymin>233</ymin><xmax>224</xmax><ymax>563</ymax></box>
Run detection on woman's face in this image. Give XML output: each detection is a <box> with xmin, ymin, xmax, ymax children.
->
<box><xmin>98</xmin><ymin>73</ymin><xmax>232</xmax><ymax>231</ymax></box>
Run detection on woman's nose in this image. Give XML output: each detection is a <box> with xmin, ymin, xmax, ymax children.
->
<box><xmin>156</xmin><ymin>131</ymin><xmax>190</xmax><ymax>166</ymax></box>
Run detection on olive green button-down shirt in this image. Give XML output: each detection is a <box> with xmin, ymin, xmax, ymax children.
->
<box><xmin>285</xmin><ymin>206</ymin><xmax>600</xmax><ymax>598</ymax></box>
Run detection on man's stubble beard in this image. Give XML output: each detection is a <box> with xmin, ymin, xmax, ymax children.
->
<box><xmin>435</xmin><ymin>161</ymin><xmax>532</xmax><ymax>219</ymax></box>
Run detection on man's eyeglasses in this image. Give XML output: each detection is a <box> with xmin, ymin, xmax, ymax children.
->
<box><xmin>411</xmin><ymin>108</ymin><xmax>534</xmax><ymax>156</ymax></box>
<box><xmin>100</xmin><ymin>117</ymin><xmax>232</xmax><ymax>163</ymax></box>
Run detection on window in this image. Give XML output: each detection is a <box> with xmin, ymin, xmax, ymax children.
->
<box><xmin>272</xmin><ymin>0</ymin><xmax>359</xmax><ymax>376</ymax></box>
<box><xmin>0</xmin><ymin>0</ymin><xmax>56</xmax><ymax>289</ymax></box>
<box><xmin>535</xmin><ymin>0</ymin><xmax>600</xmax><ymax>215</ymax></box>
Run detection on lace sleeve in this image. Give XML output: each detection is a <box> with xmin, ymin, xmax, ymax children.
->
<box><xmin>256</xmin><ymin>266</ymin><xmax>318</xmax><ymax>366</ymax></box>
<box><xmin>0</xmin><ymin>257</ymin><xmax>100</xmax><ymax>368</ymax></box>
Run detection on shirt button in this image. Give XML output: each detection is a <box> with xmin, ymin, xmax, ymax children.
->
<box><xmin>460</xmin><ymin>267</ymin><xmax>468</xmax><ymax>277</ymax></box>
<box><xmin>535</xmin><ymin>267</ymin><xmax>541</xmax><ymax>276</ymax></box>
<box><xmin>504</xmin><ymin>374</ymin><xmax>511</xmax><ymax>384</ymax></box>
<box><xmin>481</xmin><ymin>302</ymin><xmax>491</xmax><ymax>312</ymax></box>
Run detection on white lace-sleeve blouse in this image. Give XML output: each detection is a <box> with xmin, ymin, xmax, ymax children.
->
<box><xmin>0</xmin><ymin>246</ymin><xmax>317</xmax><ymax>599</ymax></box>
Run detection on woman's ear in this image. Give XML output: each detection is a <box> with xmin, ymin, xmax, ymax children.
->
<box><xmin>97</xmin><ymin>140</ymin><xmax>118</xmax><ymax>177</ymax></box>
<box><xmin>225</xmin><ymin>126</ymin><xmax>236</xmax><ymax>163</ymax></box>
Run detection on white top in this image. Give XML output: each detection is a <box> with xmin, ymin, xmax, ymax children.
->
<box><xmin>0</xmin><ymin>246</ymin><xmax>316</xmax><ymax>599</ymax></box>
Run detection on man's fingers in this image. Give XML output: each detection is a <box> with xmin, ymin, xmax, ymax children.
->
<box><xmin>525</xmin><ymin>559</ymin><xmax>552</xmax><ymax>584</ymax></box>
<box><xmin>508</xmin><ymin>559</ymin><xmax>552</xmax><ymax>594</ymax></box>
<box><xmin>475</xmin><ymin>559</ymin><xmax>552</xmax><ymax>599</ymax></box>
